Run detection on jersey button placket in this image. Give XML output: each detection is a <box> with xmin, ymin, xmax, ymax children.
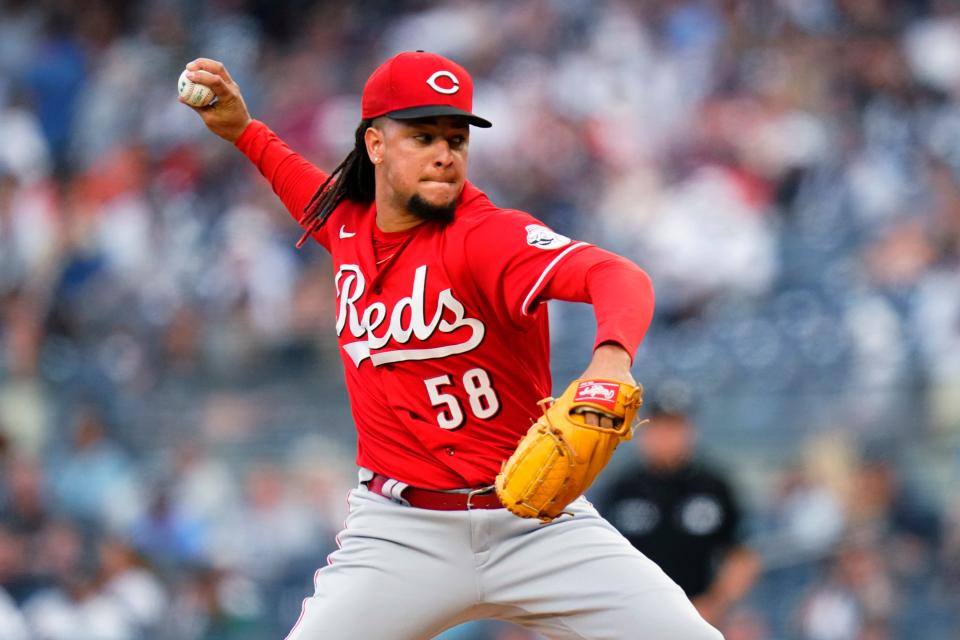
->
<box><xmin>446</xmin><ymin>447</ymin><xmax>455</xmax><ymax>456</ymax></box>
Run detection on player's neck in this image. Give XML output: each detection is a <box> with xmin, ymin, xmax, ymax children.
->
<box><xmin>374</xmin><ymin>192</ymin><xmax>426</xmax><ymax>233</ymax></box>
<box><xmin>375</xmin><ymin>209</ymin><xmax>425</xmax><ymax>233</ymax></box>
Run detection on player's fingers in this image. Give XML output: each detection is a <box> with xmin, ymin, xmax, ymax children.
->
<box><xmin>177</xmin><ymin>95</ymin><xmax>214</xmax><ymax>113</ymax></box>
<box><xmin>184</xmin><ymin>69</ymin><xmax>231</xmax><ymax>99</ymax></box>
<box><xmin>578</xmin><ymin>410</ymin><xmax>619</xmax><ymax>429</ymax></box>
<box><xmin>186</xmin><ymin>58</ymin><xmax>234</xmax><ymax>83</ymax></box>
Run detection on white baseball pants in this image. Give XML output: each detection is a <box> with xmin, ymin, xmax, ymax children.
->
<box><xmin>285</xmin><ymin>484</ymin><xmax>723</xmax><ymax>640</ymax></box>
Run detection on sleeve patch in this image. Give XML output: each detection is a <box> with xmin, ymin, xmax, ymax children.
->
<box><xmin>525</xmin><ymin>224</ymin><xmax>571</xmax><ymax>250</ymax></box>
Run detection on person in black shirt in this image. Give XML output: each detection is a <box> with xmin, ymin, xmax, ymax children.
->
<box><xmin>599</xmin><ymin>396</ymin><xmax>760</xmax><ymax>626</ymax></box>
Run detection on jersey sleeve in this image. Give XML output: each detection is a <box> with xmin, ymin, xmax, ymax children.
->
<box><xmin>234</xmin><ymin>119</ymin><xmax>332</xmax><ymax>248</ymax></box>
<box><xmin>462</xmin><ymin>209</ymin><xmax>591</xmax><ymax>326</ymax></box>
<box><xmin>541</xmin><ymin>245</ymin><xmax>655</xmax><ymax>361</ymax></box>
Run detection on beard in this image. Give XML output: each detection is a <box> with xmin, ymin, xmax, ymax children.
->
<box><xmin>407</xmin><ymin>193</ymin><xmax>457</xmax><ymax>224</ymax></box>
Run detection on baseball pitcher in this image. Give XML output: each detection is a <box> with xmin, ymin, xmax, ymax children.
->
<box><xmin>181</xmin><ymin>50</ymin><xmax>722</xmax><ymax>640</ymax></box>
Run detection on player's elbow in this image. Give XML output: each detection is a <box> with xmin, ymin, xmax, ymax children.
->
<box><xmin>615</xmin><ymin>256</ymin><xmax>655</xmax><ymax>322</ymax></box>
<box><xmin>631</xmin><ymin>261</ymin><xmax>654</xmax><ymax>307</ymax></box>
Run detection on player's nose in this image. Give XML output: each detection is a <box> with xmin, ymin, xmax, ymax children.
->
<box><xmin>432</xmin><ymin>141</ymin><xmax>456</xmax><ymax>168</ymax></box>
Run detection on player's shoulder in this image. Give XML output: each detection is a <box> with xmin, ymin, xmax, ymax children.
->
<box><xmin>450</xmin><ymin>182</ymin><xmax>542</xmax><ymax>238</ymax></box>
<box><xmin>454</xmin><ymin>182</ymin><xmax>532</xmax><ymax>223</ymax></box>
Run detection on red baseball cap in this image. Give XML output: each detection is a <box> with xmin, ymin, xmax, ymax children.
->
<box><xmin>361</xmin><ymin>51</ymin><xmax>492</xmax><ymax>128</ymax></box>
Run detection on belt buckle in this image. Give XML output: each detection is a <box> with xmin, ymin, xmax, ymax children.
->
<box><xmin>466</xmin><ymin>485</ymin><xmax>495</xmax><ymax>510</ymax></box>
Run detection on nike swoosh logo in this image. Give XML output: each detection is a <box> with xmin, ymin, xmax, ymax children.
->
<box><xmin>339</xmin><ymin>225</ymin><xmax>356</xmax><ymax>239</ymax></box>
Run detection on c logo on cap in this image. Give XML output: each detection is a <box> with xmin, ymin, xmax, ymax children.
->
<box><xmin>426</xmin><ymin>70</ymin><xmax>460</xmax><ymax>95</ymax></box>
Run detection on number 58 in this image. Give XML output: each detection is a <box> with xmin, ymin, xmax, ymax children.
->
<box><xmin>423</xmin><ymin>368</ymin><xmax>500</xmax><ymax>430</ymax></box>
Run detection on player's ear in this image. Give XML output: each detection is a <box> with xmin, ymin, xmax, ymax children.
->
<box><xmin>364</xmin><ymin>123</ymin><xmax>385</xmax><ymax>165</ymax></box>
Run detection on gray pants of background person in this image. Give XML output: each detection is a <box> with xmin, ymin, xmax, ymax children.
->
<box><xmin>285</xmin><ymin>480</ymin><xmax>724</xmax><ymax>640</ymax></box>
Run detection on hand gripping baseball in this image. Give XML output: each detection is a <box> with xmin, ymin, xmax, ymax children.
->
<box><xmin>179</xmin><ymin>58</ymin><xmax>252</xmax><ymax>143</ymax></box>
<box><xmin>495</xmin><ymin>379</ymin><xmax>643</xmax><ymax>522</ymax></box>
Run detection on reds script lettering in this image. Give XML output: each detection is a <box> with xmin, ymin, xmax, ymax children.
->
<box><xmin>335</xmin><ymin>264</ymin><xmax>485</xmax><ymax>367</ymax></box>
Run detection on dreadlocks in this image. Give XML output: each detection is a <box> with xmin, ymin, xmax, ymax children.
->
<box><xmin>296</xmin><ymin>119</ymin><xmax>376</xmax><ymax>248</ymax></box>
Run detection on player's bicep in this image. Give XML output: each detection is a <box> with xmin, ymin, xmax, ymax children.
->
<box><xmin>516</xmin><ymin>240</ymin><xmax>592</xmax><ymax>317</ymax></box>
<box><xmin>464</xmin><ymin>213</ymin><xmax>590</xmax><ymax>324</ymax></box>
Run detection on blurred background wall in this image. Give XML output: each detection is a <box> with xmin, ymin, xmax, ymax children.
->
<box><xmin>0</xmin><ymin>0</ymin><xmax>959</xmax><ymax>638</ymax></box>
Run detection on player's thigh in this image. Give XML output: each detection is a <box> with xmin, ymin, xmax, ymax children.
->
<box><xmin>285</xmin><ymin>489</ymin><xmax>476</xmax><ymax>640</ymax></box>
<box><xmin>511</xmin><ymin>587</ymin><xmax>722</xmax><ymax>640</ymax></box>
<box><xmin>487</xmin><ymin>498</ymin><xmax>722</xmax><ymax>640</ymax></box>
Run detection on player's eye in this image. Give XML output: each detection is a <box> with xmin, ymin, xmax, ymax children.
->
<box><xmin>414</xmin><ymin>133</ymin><xmax>432</xmax><ymax>144</ymax></box>
<box><xmin>449</xmin><ymin>136</ymin><xmax>466</xmax><ymax>149</ymax></box>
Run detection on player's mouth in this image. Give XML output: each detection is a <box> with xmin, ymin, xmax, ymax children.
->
<box><xmin>420</xmin><ymin>179</ymin><xmax>460</xmax><ymax>195</ymax></box>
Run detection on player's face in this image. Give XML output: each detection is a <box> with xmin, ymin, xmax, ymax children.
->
<box><xmin>375</xmin><ymin>117</ymin><xmax>470</xmax><ymax>221</ymax></box>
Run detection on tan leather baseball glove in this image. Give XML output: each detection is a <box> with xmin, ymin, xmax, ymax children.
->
<box><xmin>495</xmin><ymin>379</ymin><xmax>643</xmax><ymax>522</ymax></box>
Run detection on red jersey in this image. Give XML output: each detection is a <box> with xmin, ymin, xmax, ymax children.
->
<box><xmin>236</xmin><ymin>121</ymin><xmax>653</xmax><ymax>489</ymax></box>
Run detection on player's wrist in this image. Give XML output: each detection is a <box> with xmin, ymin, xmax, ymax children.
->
<box><xmin>226</xmin><ymin>116</ymin><xmax>254</xmax><ymax>143</ymax></box>
<box><xmin>582</xmin><ymin>343</ymin><xmax>634</xmax><ymax>383</ymax></box>
<box><xmin>593</xmin><ymin>342</ymin><xmax>630</xmax><ymax>362</ymax></box>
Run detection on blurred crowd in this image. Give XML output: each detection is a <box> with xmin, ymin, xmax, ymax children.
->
<box><xmin>1</xmin><ymin>0</ymin><xmax>960</xmax><ymax>638</ymax></box>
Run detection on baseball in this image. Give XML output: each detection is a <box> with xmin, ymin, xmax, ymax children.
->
<box><xmin>178</xmin><ymin>69</ymin><xmax>214</xmax><ymax>107</ymax></box>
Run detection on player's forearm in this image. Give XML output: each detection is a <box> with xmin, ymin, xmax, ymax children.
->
<box><xmin>590</xmin><ymin>258</ymin><xmax>653</xmax><ymax>361</ymax></box>
<box><xmin>234</xmin><ymin>119</ymin><xmax>329</xmax><ymax>223</ymax></box>
<box><xmin>543</xmin><ymin>247</ymin><xmax>655</xmax><ymax>362</ymax></box>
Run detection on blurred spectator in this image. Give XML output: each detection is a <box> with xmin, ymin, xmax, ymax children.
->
<box><xmin>765</xmin><ymin>463</ymin><xmax>847</xmax><ymax>561</ymax></box>
<box><xmin>0</xmin><ymin>292</ymin><xmax>50</xmax><ymax>457</ymax></box>
<box><xmin>846</xmin><ymin>449</ymin><xmax>943</xmax><ymax>593</ymax></box>
<box><xmin>20</xmin><ymin>10</ymin><xmax>87</xmax><ymax>170</ymax></box>
<box><xmin>97</xmin><ymin>535</ymin><xmax>167</xmax><ymax>636</ymax></box>
<box><xmin>0</xmin><ymin>96</ymin><xmax>52</xmax><ymax>185</ymax></box>
<box><xmin>796</xmin><ymin>534</ymin><xmax>897</xmax><ymax>640</ymax></box>
<box><xmin>761</xmin><ymin>434</ymin><xmax>851</xmax><ymax>563</ymax></box>
<box><xmin>21</xmin><ymin>565</ymin><xmax>134</xmax><ymax>640</ymax></box>
<box><xmin>31</xmin><ymin>519</ymin><xmax>86</xmax><ymax>589</ymax></box>
<box><xmin>163</xmin><ymin>566</ymin><xmax>265</xmax><ymax>640</ymax></box>
<box><xmin>48</xmin><ymin>406</ymin><xmax>143</xmax><ymax>531</ymax></box>
<box><xmin>211</xmin><ymin>462</ymin><xmax>328</xmax><ymax>582</ymax></box>
<box><xmin>0</xmin><ymin>523</ymin><xmax>31</xmax><ymax>604</ymax></box>
<box><xmin>167</xmin><ymin>439</ymin><xmax>241</xmax><ymax>528</ymax></box>
<box><xmin>3</xmin><ymin>453</ymin><xmax>50</xmax><ymax>536</ymax></box>
<box><xmin>0</xmin><ymin>431</ymin><xmax>10</xmax><ymax>497</ymax></box>
<box><xmin>129</xmin><ymin>490</ymin><xmax>207</xmax><ymax>568</ymax></box>
<box><xmin>605</xmin><ymin>164</ymin><xmax>779</xmax><ymax>318</ymax></box>
<box><xmin>0</xmin><ymin>583</ymin><xmax>29</xmax><ymax>640</ymax></box>
<box><xmin>598</xmin><ymin>392</ymin><xmax>760</xmax><ymax>626</ymax></box>
<box><xmin>945</xmin><ymin>493</ymin><xmax>960</xmax><ymax>608</ymax></box>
